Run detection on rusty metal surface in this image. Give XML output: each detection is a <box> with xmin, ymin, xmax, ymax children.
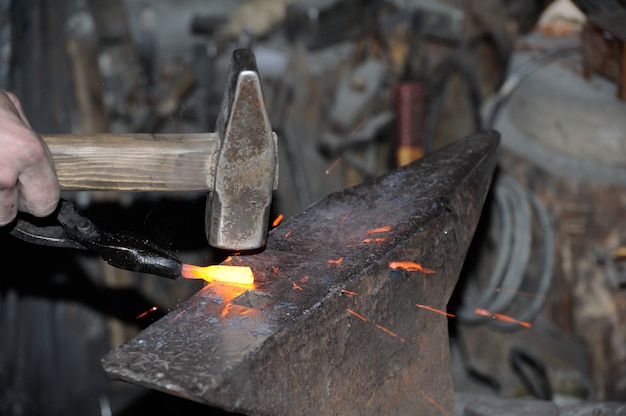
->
<box><xmin>102</xmin><ymin>131</ymin><xmax>499</xmax><ymax>415</ymax></box>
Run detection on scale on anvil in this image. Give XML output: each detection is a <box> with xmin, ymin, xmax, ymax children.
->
<box><xmin>102</xmin><ymin>131</ymin><xmax>500</xmax><ymax>415</ymax></box>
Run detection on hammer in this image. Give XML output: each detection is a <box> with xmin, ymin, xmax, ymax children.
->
<box><xmin>40</xmin><ymin>49</ymin><xmax>278</xmax><ymax>251</ymax></box>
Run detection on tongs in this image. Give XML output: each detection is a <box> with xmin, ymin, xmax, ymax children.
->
<box><xmin>8</xmin><ymin>199</ymin><xmax>183</xmax><ymax>279</ymax></box>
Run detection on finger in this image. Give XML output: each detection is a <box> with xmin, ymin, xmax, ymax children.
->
<box><xmin>17</xmin><ymin>144</ymin><xmax>60</xmax><ymax>218</ymax></box>
<box><xmin>0</xmin><ymin>187</ymin><xmax>19</xmax><ymax>226</ymax></box>
<box><xmin>2</xmin><ymin>90</ymin><xmax>32</xmax><ymax>128</ymax></box>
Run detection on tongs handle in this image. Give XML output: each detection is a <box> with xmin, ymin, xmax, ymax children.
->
<box><xmin>9</xmin><ymin>199</ymin><xmax>182</xmax><ymax>279</ymax></box>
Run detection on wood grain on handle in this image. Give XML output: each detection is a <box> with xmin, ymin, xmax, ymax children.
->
<box><xmin>42</xmin><ymin>133</ymin><xmax>219</xmax><ymax>191</ymax></box>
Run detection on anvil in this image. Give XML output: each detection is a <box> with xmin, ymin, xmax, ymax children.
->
<box><xmin>102</xmin><ymin>131</ymin><xmax>499</xmax><ymax>415</ymax></box>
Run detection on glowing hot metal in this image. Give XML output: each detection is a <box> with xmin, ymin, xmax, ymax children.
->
<box><xmin>181</xmin><ymin>264</ymin><xmax>254</xmax><ymax>285</ymax></box>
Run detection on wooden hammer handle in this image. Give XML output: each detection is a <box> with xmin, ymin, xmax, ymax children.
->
<box><xmin>42</xmin><ymin>133</ymin><xmax>219</xmax><ymax>191</ymax></box>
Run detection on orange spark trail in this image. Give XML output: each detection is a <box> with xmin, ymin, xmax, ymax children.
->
<box><xmin>367</xmin><ymin>226</ymin><xmax>392</xmax><ymax>234</ymax></box>
<box><xmin>364</xmin><ymin>238</ymin><xmax>386</xmax><ymax>243</ymax></box>
<box><xmin>474</xmin><ymin>308</ymin><xmax>532</xmax><ymax>328</ymax></box>
<box><xmin>272</xmin><ymin>214</ymin><xmax>284</xmax><ymax>227</ymax></box>
<box><xmin>419</xmin><ymin>388</ymin><xmax>449</xmax><ymax>415</ymax></box>
<box><xmin>345</xmin><ymin>309</ymin><xmax>406</xmax><ymax>342</ymax></box>
<box><xmin>340</xmin><ymin>211</ymin><xmax>352</xmax><ymax>223</ymax></box>
<box><xmin>415</xmin><ymin>304</ymin><xmax>455</xmax><ymax>318</ymax></box>
<box><xmin>300</xmin><ymin>276</ymin><xmax>309</xmax><ymax>283</ymax></box>
<box><xmin>389</xmin><ymin>261</ymin><xmax>436</xmax><ymax>274</ymax></box>
<box><xmin>325</xmin><ymin>117</ymin><xmax>368</xmax><ymax>174</ymax></box>
<box><xmin>325</xmin><ymin>157</ymin><xmax>342</xmax><ymax>175</ymax></box>
<box><xmin>374</xmin><ymin>324</ymin><xmax>403</xmax><ymax>340</ymax></box>
<box><xmin>346</xmin><ymin>308</ymin><xmax>367</xmax><ymax>322</ymax></box>
<box><xmin>221</xmin><ymin>303</ymin><xmax>233</xmax><ymax>317</ymax></box>
<box><xmin>292</xmin><ymin>282</ymin><xmax>303</xmax><ymax>291</ymax></box>
<box><xmin>341</xmin><ymin>289</ymin><xmax>358</xmax><ymax>296</ymax></box>
<box><xmin>135</xmin><ymin>306</ymin><xmax>158</xmax><ymax>319</ymax></box>
<box><xmin>285</xmin><ymin>230</ymin><xmax>292</xmax><ymax>238</ymax></box>
<box><xmin>328</xmin><ymin>257</ymin><xmax>344</xmax><ymax>265</ymax></box>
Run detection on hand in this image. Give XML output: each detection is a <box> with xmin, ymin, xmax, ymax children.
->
<box><xmin>0</xmin><ymin>90</ymin><xmax>60</xmax><ymax>226</ymax></box>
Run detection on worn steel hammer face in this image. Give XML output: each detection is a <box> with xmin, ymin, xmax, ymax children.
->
<box><xmin>41</xmin><ymin>49</ymin><xmax>278</xmax><ymax>251</ymax></box>
<box><xmin>102</xmin><ymin>132</ymin><xmax>499</xmax><ymax>415</ymax></box>
<box><xmin>209</xmin><ymin>49</ymin><xmax>279</xmax><ymax>250</ymax></box>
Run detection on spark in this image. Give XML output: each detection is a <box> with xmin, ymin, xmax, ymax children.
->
<box><xmin>345</xmin><ymin>308</ymin><xmax>406</xmax><ymax>342</ymax></box>
<box><xmin>389</xmin><ymin>261</ymin><xmax>436</xmax><ymax>274</ymax></box>
<box><xmin>285</xmin><ymin>230</ymin><xmax>292</xmax><ymax>238</ymax></box>
<box><xmin>292</xmin><ymin>282</ymin><xmax>303</xmax><ymax>291</ymax></box>
<box><xmin>272</xmin><ymin>214</ymin><xmax>284</xmax><ymax>227</ymax></box>
<box><xmin>341</xmin><ymin>289</ymin><xmax>358</xmax><ymax>296</ymax></box>
<box><xmin>135</xmin><ymin>306</ymin><xmax>158</xmax><ymax>319</ymax></box>
<box><xmin>169</xmin><ymin>310</ymin><xmax>185</xmax><ymax>323</ymax></box>
<box><xmin>328</xmin><ymin>257</ymin><xmax>344</xmax><ymax>265</ymax></box>
<box><xmin>418</xmin><ymin>388</ymin><xmax>449</xmax><ymax>415</ymax></box>
<box><xmin>340</xmin><ymin>211</ymin><xmax>352</xmax><ymax>223</ymax></box>
<box><xmin>367</xmin><ymin>226</ymin><xmax>392</xmax><ymax>234</ymax></box>
<box><xmin>325</xmin><ymin>157</ymin><xmax>342</xmax><ymax>175</ymax></box>
<box><xmin>347</xmin><ymin>237</ymin><xmax>386</xmax><ymax>247</ymax></box>
<box><xmin>300</xmin><ymin>276</ymin><xmax>309</xmax><ymax>283</ymax></box>
<box><xmin>474</xmin><ymin>308</ymin><xmax>532</xmax><ymax>328</ymax></box>
<box><xmin>325</xmin><ymin>117</ymin><xmax>368</xmax><ymax>174</ymax></box>
<box><xmin>363</xmin><ymin>238</ymin><xmax>385</xmax><ymax>243</ymax></box>
<box><xmin>346</xmin><ymin>308</ymin><xmax>368</xmax><ymax>322</ymax></box>
<box><xmin>221</xmin><ymin>303</ymin><xmax>233</xmax><ymax>317</ymax></box>
<box><xmin>415</xmin><ymin>304</ymin><xmax>455</xmax><ymax>318</ymax></box>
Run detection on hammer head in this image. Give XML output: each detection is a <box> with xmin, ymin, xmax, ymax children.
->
<box><xmin>208</xmin><ymin>49</ymin><xmax>279</xmax><ymax>251</ymax></box>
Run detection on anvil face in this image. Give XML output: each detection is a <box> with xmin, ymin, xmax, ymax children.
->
<box><xmin>102</xmin><ymin>131</ymin><xmax>499</xmax><ymax>415</ymax></box>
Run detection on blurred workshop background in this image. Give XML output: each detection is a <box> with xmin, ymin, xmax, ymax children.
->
<box><xmin>1</xmin><ymin>0</ymin><xmax>626</xmax><ymax>415</ymax></box>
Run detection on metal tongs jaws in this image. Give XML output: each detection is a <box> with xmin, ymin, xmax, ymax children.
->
<box><xmin>9</xmin><ymin>199</ymin><xmax>183</xmax><ymax>279</ymax></box>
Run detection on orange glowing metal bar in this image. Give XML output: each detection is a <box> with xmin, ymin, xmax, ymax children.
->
<box><xmin>474</xmin><ymin>308</ymin><xmax>532</xmax><ymax>328</ymax></box>
<box><xmin>328</xmin><ymin>257</ymin><xmax>344</xmax><ymax>265</ymax></box>
<box><xmin>389</xmin><ymin>261</ymin><xmax>436</xmax><ymax>274</ymax></box>
<box><xmin>135</xmin><ymin>306</ymin><xmax>158</xmax><ymax>319</ymax></box>
<box><xmin>181</xmin><ymin>263</ymin><xmax>254</xmax><ymax>285</ymax></box>
<box><xmin>415</xmin><ymin>304</ymin><xmax>455</xmax><ymax>318</ymax></box>
<box><xmin>272</xmin><ymin>213</ymin><xmax>284</xmax><ymax>227</ymax></box>
<box><xmin>367</xmin><ymin>226</ymin><xmax>392</xmax><ymax>235</ymax></box>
